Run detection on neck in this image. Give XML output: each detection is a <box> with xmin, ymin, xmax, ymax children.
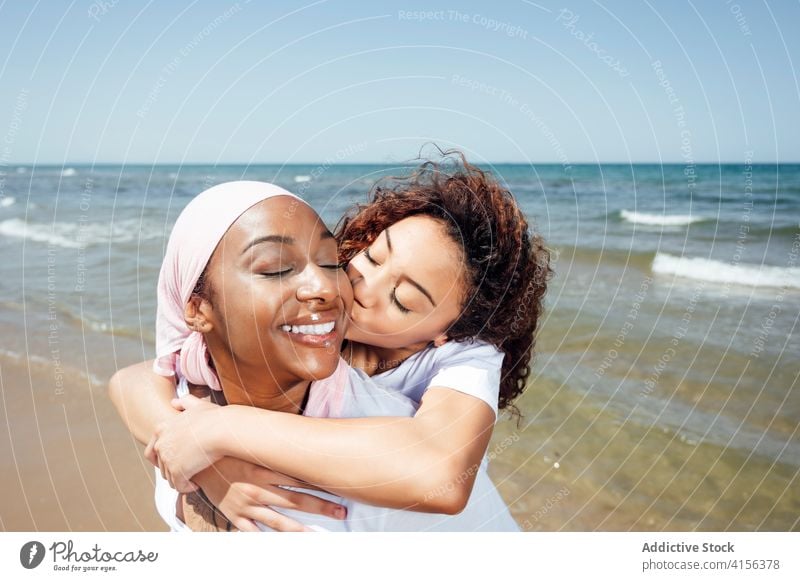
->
<box><xmin>206</xmin><ymin>342</ymin><xmax>309</xmax><ymax>413</ymax></box>
<box><xmin>218</xmin><ymin>371</ymin><xmax>309</xmax><ymax>413</ymax></box>
<box><xmin>346</xmin><ymin>341</ymin><xmax>425</xmax><ymax>376</ymax></box>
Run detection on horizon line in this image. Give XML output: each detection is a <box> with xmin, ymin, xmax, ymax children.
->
<box><xmin>7</xmin><ymin>160</ymin><xmax>799</xmax><ymax>166</ymax></box>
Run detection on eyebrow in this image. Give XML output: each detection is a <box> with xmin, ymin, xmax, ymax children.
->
<box><xmin>242</xmin><ymin>235</ymin><xmax>294</xmax><ymax>254</ymax></box>
<box><xmin>384</xmin><ymin>227</ymin><xmax>436</xmax><ymax>307</ymax></box>
<box><xmin>242</xmin><ymin>229</ymin><xmax>334</xmax><ymax>254</ymax></box>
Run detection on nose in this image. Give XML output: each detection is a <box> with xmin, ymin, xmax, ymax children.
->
<box><xmin>347</xmin><ymin>260</ymin><xmax>380</xmax><ymax>309</ymax></box>
<box><xmin>296</xmin><ymin>264</ymin><xmax>339</xmax><ymax>308</ymax></box>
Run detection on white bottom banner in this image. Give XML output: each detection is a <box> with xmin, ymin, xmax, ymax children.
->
<box><xmin>1</xmin><ymin>532</ymin><xmax>798</xmax><ymax>580</ymax></box>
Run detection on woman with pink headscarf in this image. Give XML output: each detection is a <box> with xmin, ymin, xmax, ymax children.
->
<box><xmin>115</xmin><ymin>181</ymin><xmax>352</xmax><ymax>529</ymax></box>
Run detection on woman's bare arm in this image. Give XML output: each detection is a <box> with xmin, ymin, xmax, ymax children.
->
<box><xmin>152</xmin><ymin>387</ymin><xmax>495</xmax><ymax>514</ymax></box>
<box><xmin>111</xmin><ymin>359</ymin><xmax>494</xmax><ymax>515</ymax></box>
<box><xmin>109</xmin><ymin>360</ymin><xmax>179</xmax><ymax>445</ymax></box>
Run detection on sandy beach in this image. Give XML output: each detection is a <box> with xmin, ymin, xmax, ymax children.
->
<box><xmin>0</xmin><ymin>343</ymin><xmax>164</xmax><ymax>531</ymax></box>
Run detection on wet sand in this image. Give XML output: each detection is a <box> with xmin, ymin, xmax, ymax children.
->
<box><xmin>0</xmin><ymin>354</ymin><xmax>165</xmax><ymax>531</ymax></box>
<box><xmin>489</xmin><ymin>372</ymin><xmax>800</xmax><ymax>532</ymax></box>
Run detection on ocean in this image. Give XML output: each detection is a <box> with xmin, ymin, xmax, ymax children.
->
<box><xmin>0</xmin><ymin>162</ymin><xmax>798</xmax><ymax>531</ymax></box>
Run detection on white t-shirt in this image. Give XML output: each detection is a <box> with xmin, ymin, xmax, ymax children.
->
<box><xmin>154</xmin><ymin>339</ymin><xmax>518</xmax><ymax>531</ymax></box>
<box><xmin>364</xmin><ymin>339</ymin><xmax>505</xmax><ymax>419</ymax></box>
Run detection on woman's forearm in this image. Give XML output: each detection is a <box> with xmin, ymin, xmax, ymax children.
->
<box><xmin>209</xmin><ymin>390</ymin><xmax>494</xmax><ymax>514</ymax></box>
<box><xmin>215</xmin><ymin>408</ymin><xmax>453</xmax><ymax>512</ymax></box>
<box><xmin>109</xmin><ymin>360</ymin><xmax>179</xmax><ymax>445</ymax></box>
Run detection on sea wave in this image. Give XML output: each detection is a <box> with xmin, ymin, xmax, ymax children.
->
<box><xmin>620</xmin><ymin>210</ymin><xmax>706</xmax><ymax>226</ymax></box>
<box><xmin>652</xmin><ymin>253</ymin><xmax>800</xmax><ymax>289</ymax></box>
<box><xmin>0</xmin><ymin>217</ymin><xmax>165</xmax><ymax>249</ymax></box>
<box><xmin>59</xmin><ymin>307</ymin><xmax>151</xmax><ymax>341</ymax></box>
<box><xmin>294</xmin><ymin>175</ymin><xmax>311</xmax><ymax>183</ymax></box>
<box><xmin>0</xmin><ymin>196</ymin><xmax>15</xmax><ymax>208</ymax></box>
<box><xmin>0</xmin><ymin>218</ymin><xmax>81</xmax><ymax>248</ymax></box>
<box><xmin>741</xmin><ymin>222</ymin><xmax>800</xmax><ymax>238</ymax></box>
<box><xmin>0</xmin><ymin>348</ymin><xmax>104</xmax><ymax>386</ymax></box>
<box><xmin>61</xmin><ymin>168</ymin><xmax>77</xmax><ymax>177</ymax></box>
<box><xmin>0</xmin><ymin>348</ymin><xmax>53</xmax><ymax>367</ymax></box>
<box><xmin>555</xmin><ymin>244</ymin><xmax>656</xmax><ymax>270</ymax></box>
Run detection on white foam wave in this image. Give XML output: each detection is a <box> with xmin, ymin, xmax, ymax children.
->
<box><xmin>294</xmin><ymin>175</ymin><xmax>311</xmax><ymax>183</ymax></box>
<box><xmin>0</xmin><ymin>196</ymin><xmax>15</xmax><ymax>208</ymax></box>
<box><xmin>652</xmin><ymin>253</ymin><xmax>800</xmax><ymax>289</ymax></box>
<box><xmin>81</xmin><ymin>317</ymin><xmax>145</xmax><ymax>341</ymax></box>
<box><xmin>621</xmin><ymin>210</ymin><xmax>704</xmax><ymax>226</ymax></box>
<box><xmin>16</xmin><ymin>167</ymin><xmax>27</xmax><ymax>173</ymax></box>
<box><xmin>0</xmin><ymin>348</ymin><xmax>104</xmax><ymax>386</ymax></box>
<box><xmin>0</xmin><ymin>218</ymin><xmax>81</xmax><ymax>248</ymax></box>
<box><xmin>0</xmin><ymin>218</ymin><xmax>164</xmax><ymax>249</ymax></box>
<box><xmin>0</xmin><ymin>348</ymin><xmax>23</xmax><ymax>362</ymax></box>
<box><xmin>61</xmin><ymin>168</ymin><xmax>77</xmax><ymax>177</ymax></box>
<box><xmin>0</xmin><ymin>348</ymin><xmax>51</xmax><ymax>366</ymax></box>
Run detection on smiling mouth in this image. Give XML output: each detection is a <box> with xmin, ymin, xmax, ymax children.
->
<box><xmin>280</xmin><ymin>321</ymin><xmax>335</xmax><ymax>335</ymax></box>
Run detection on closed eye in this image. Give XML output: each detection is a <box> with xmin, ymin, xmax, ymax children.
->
<box><xmin>391</xmin><ymin>288</ymin><xmax>411</xmax><ymax>314</ymax></box>
<box><xmin>260</xmin><ymin>268</ymin><xmax>292</xmax><ymax>277</ymax></box>
<box><xmin>364</xmin><ymin>247</ymin><xmax>379</xmax><ymax>266</ymax></box>
<box><xmin>321</xmin><ymin>262</ymin><xmax>347</xmax><ymax>270</ymax></box>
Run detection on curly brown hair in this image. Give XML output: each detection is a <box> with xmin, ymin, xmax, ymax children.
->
<box><xmin>335</xmin><ymin>150</ymin><xmax>552</xmax><ymax>418</ymax></box>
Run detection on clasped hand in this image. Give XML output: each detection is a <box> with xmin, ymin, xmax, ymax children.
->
<box><xmin>145</xmin><ymin>394</ymin><xmax>223</xmax><ymax>492</ymax></box>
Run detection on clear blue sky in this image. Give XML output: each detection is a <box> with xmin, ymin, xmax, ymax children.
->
<box><xmin>0</xmin><ymin>0</ymin><xmax>798</xmax><ymax>164</ymax></box>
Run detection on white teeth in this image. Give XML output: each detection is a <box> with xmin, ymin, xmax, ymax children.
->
<box><xmin>281</xmin><ymin>321</ymin><xmax>335</xmax><ymax>335</ymax></box>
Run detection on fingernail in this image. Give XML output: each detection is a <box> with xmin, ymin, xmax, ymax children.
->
<box><xmin>334</xmin><ymin>506</ymin><xmax>347</xmax><ymax>519</ymax></box>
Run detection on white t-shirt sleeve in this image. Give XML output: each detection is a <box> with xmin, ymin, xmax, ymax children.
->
<box><xmin>427</xmin><ymin>341</ymin><xmax>504</xmax><ymax>418</ymax></box>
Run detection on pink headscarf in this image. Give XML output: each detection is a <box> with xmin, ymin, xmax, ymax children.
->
<box><xmin>153</xmin><ymin>180</ymin><xmax>307</xmax><ymax>390</ymax></box>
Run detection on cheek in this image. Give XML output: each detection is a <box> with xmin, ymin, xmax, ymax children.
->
<box><xmin>396</xmin><ymin>309</ymin><xmax>455</xmax><ymax>344</ymax></box>
<box><xmin>222</xmin><ymin>278</ymin><xmax>284</xmax><ymax>338</ymax></box>
<box><xmin>337</xmin><ymin>271</ymin><xmax>354</xmax><ymax>310</ymax></box>
<box><xmin>380</xmin><ymin>313</ymin><xmax>412</xmax><ymax>335</ymax></box>
<box><xmin>366</xmin><ymin>312</ymin><xmax>433</xmax><ymax>345</ymax></box>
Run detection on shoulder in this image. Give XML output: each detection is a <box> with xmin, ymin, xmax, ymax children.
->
<box><xmin>426</xmin><ymin>339</ymin><xmax>503</xmax><ymax>417</ymax></box>
<box><xmin>432</xmin><ymin>339</ymin><xmax>504</xmax><ymax>367</ymax></box>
